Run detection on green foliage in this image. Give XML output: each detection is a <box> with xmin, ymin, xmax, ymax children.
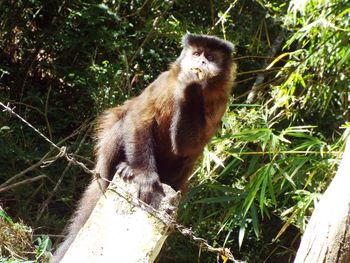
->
<box><xmin>1</xmin><ymin>0</ymin><xmax>349</xmax><ymax>262</ymax></box>
<box><xmin>0</xmin><ymin>208</ymin><xmax>51</xmax><ymax>262</ymax></box>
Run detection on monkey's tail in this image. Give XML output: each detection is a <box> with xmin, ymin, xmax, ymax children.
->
<box><xmin>50</xmin><ymin>178</ymin><xmax>108</xmax><ymax>262</ymax></box>
<box><xmin>51</xmin><ymin>121</ymin><xmax>124</xmax><ymax>262</ymax></box>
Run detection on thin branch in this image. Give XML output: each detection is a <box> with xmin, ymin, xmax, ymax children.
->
<box><xmin>236</xmin><ymin>67</ymin><xmax>282</xmax><ymax>76</ymax></box>
<box><xmin>246</xmin><ymin>34</ymin><xmax>285</xmax><ymax>104</ymax></box>
<box><xmin>36</xmin><ymin>126</ymin><xmax>91</xmax><ymax>222</ymax></box>
<box><xmin>44</xmin><ymin>84</ymin><xmax>53</xmax><ymax>141</ymax></box>
<box><xmin>1</xmin><ymin>102</ymin><xmax>93</xmax><ymax>176</ymax></box>
<box><xmin>0</xmin><ymin>151</ymin><xmax>52</xmax><ymax>187</ymax></box>
<box><xmin>0</xmin><ymin>175</ymin><xmax>47</xmax><ymax>193</ymax></box>
<box><xmin>129</xmin><ymin>16</ymin><xmax>161</xmax><ymax>65</ymax></box>
<box><xmin>210</xmin><ymin>1</ymin><xmax>238</xmax><ymax>31</ymax></box>
<box><xmin>0</xmin><ymin>119</ymin><xmax>93</xmax><ymax>188</ymax></box>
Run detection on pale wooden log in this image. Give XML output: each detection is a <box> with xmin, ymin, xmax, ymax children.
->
<box><xmin>61</xmin><ymin>175</ymin><xmax>179</xmax><ymax>263</ymax></box>
<box><xmin>294</xmin><ymin>137</ymin><xmax>350</xmax><ymax>263</ymax></box>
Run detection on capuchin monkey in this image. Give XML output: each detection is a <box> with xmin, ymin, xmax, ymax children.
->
<box><xmin>51</xmin><ymin>34</ymin><xmax>236</xmax><ymax>262</ymax></box>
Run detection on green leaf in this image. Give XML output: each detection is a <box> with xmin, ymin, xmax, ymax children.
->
<box><xmin>259</xmin><ymin>173</ymin><xmax>268</xmax><ymax>215</ymax></box>
<box><xmin>250</xmin><ymin>204</ymin><xmax>260</xmax><ymax>238</ymax></box>
<box><xmin>0</xmin><ymin>208</ymin><xmax>14</xmax><ymax>225</ymax></box>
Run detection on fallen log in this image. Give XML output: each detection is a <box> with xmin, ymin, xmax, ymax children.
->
<box><xmin>60</xmin><ymin>175</ymin><xmax>180</xmax><ymax>263</ymax></box>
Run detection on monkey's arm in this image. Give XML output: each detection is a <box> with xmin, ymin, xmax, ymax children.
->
<box><xmin>170</xmin><ymin>82</ymin><xmax>206</xmax><ymax>155</ymax></box>
<box><xmin>95</xmin><ymin>118</ymin><xmax>125</xmax><ymax>181</ymax></box>
<box><xmin>122</xmin><ymin>114</ymin><xmax>163</xmax><ymax>203</ymax></box>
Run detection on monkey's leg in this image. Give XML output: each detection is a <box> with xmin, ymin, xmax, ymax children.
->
<box><xmin>123</xmin><ymin>120</ymin><xmax>163</xmax><ymax>203</ymax></box>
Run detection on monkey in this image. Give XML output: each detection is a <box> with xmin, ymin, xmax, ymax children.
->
<box><xmin>51</xmin><ymin>34</ymin><xmax>236</xmax><ymax>262</ymax></box>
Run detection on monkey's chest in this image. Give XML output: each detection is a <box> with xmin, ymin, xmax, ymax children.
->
<box><xmin>204</xmin><ymin>102</ymin><xmax>226</xmax><ymax>139</ymax></box>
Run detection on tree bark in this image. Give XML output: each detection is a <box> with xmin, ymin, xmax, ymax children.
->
<box><xmin>294</xmin><ymin>137</ymin><xmax>350</xmax><ymax>263</ymax></box>
<box><xmin>60</xmin><ymin>175</ymin><xmax>179</xmax><ymax>263</ymax></box>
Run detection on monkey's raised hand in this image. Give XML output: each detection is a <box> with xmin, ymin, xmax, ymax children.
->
<box><xmin>191</xmin><ymin>67</ymin><xmax>205</xmax><ymax>80</ymax></box>
<box><xmin>177</xmin><ymin>67</ymin><xmax>206</xmax><ymax>86</ymax></box>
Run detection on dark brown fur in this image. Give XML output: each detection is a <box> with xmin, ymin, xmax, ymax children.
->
<box><xmin>51</xmin><ymin>34</ymin><xmax>236</xmax><ymax>262</ymax></box>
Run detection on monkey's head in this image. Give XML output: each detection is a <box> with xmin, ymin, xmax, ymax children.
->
<box><xmin>177</xmin><ymin>34</ymin><xmax>234</xmax><ymax>84</ymax></box>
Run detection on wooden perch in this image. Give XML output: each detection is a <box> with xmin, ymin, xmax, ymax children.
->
<box><xmin>294</xmin><ymin>137</ymin><xmax>350</xmax><ymax>263</ymax></box>
<box><xmin>60</xmin><ymin>175</ymin><xmax>180</xmax><ymax>263</ymax></box>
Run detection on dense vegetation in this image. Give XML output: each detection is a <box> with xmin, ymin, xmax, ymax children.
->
<box><xmin>0</xmin><ymin>0</ymin><xmax>349</xmax><ymax>262</ymax></box>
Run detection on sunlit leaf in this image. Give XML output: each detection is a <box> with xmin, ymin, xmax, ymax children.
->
<box><xmin>238</xmin><ymin>217</ymin><xmax>246</xmax><ymax>248</ymax></box>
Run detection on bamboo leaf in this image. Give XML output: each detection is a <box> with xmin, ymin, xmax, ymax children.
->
<box><xmin>266</xmin><ymin>52</ymin><xmax>290</xmax><ymax>70</ymax></box>
<box><xmin>250</xmin><ymin>204</ymin><xmax>260</xmax><ymax>238</ymax></box>
<box><xmin>259</xmin><ymin>174</ymin><xmax>268</xmax><ymax>215</ymax></box>
<box><xmin>268</xmin><ymin>172</ymin><xmax>277</xmax><ymax>205</ymax></box>
<box><xmin>238</xmin><ymin>217</ymin><xmax>246</xmax><ymax>248</ymax></box>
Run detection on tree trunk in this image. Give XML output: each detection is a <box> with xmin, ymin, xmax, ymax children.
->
<box><xmin>61</xmin><ymin>175</ymin><xmax>179</xmax><ymax>263</ymax></box>
<box><xmin>294</xmin><ymin>138</ymin><xmax>350</xmax><ymax>263</ymax></box>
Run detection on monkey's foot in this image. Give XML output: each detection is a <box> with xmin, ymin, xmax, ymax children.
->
<box><xmin>134</xmin><ymin>172</ymin><xmax>164</xmax><ymax>204</ymax></box>
<box><xmin>116</xmin><ymin>162</ymin><xmax>134</xmax><ymax>180</ymax></box>
<box><xmin>191</xmin><ymin>67</ymin><xmax>205</xmax><ymax>80</ymax></box>
<box><xmin>116</xmin><ymin>164</ymin><xmax>164</xmax><ymax>204</ymax></box>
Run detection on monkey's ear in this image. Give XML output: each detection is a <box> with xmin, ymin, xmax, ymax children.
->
<box><xmin>182</xmin><ymin>33</ymin><xmax>195</xmax><ymax>47</ymax></box>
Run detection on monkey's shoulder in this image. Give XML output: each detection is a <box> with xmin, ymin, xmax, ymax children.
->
<box><xmin>148</xmin><ymin>71</ymin><xmax>176</xmax><ymax>92</ymax></box>
<box><xmin>135</xmin><ymin>70</ymin><xmax>177</xmax><ymax>106</ymax></box>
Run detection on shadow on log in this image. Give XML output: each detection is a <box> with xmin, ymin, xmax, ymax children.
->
<box><xmin>61</xmin><ymin>174</ymin><xmax>180</xmax><ymax>263</ymax></box>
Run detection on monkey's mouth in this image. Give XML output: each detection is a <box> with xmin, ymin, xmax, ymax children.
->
<box><xmin>191</xmin><ymin>67</ymin><xmax>205</xmax><ymax>81</ymax></box>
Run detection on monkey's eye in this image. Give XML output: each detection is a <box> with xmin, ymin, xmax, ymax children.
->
<box><xmin>207</xmin><ymin>55</ymin><xmax>214</xmax><ymax>61</ymax></box>
<box><xmin>193</xmin><ymin>51</ymin><xmax>201</xmax><ymax>57</ymax></box>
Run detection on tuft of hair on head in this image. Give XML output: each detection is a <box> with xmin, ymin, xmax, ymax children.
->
<box><xmin>182</xmin><ymin>33</ymin><xmax>234</xmax><ymax>55</ymax></box>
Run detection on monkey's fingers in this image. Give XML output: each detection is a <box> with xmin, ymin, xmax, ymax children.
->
<box><xmin>191</xmin><ymin>67</ymin><xmax>205</xmax><ymax>80</ymax></box>
<box><xmin>136</xmin><ymin>175</ymin><xmax>164</xmax><ymax>204</ymax></box>
<box><xmin>138</xmin><ymin>186</ymin><xmax>164</xmax><ymax>204</ymax></box>
<box><xmin>116</xmin><ymin>162</ymin><xmax>134</xmax><ymax>181</ymax></box>
<box><xmin>138</xmin><ymin>188</ymin><xmax>153</xmax><ymax>204</ymax></box>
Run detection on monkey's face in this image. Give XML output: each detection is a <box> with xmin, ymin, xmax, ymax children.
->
<box><xmin>179</xmin><ymin>46</ymin><xmax>224</xmax><ymax>84</ymax></box>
